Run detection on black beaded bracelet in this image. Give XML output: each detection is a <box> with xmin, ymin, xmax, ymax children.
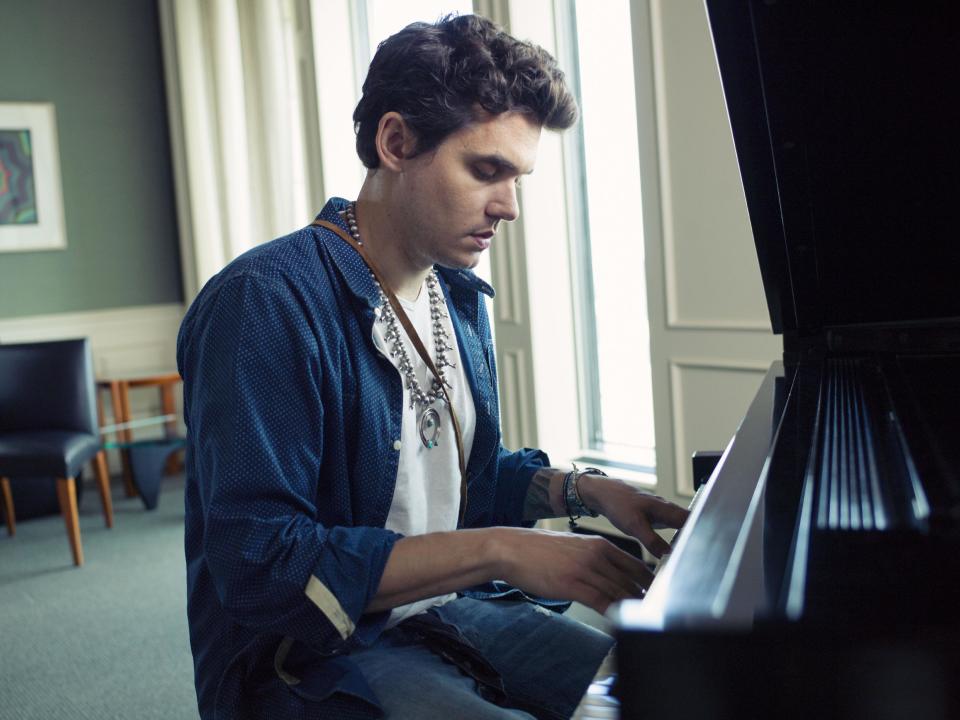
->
<box><xmin>564</xmin><ymin>463</ymin><xmax>606</xmax><ymax>527</ymax></box>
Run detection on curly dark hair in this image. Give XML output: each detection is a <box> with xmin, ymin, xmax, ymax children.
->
<box><xmin>352</xmin><ymin>14</ymin><xmax>578</xmax><ymax>169</ymax></box>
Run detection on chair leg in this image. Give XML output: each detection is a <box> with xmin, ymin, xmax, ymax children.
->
<box><xmin>1</xmin><ymin>477</ymin><xmax>15</xmax><ymax>536</ymax></box>
<box><xmin>55</xmin><ymin>477</ymin><xmax>84</xmax><ymax>567</ymax></box>
<box><xmin>93</xmin><ymin>451</ymin><xmax>114</xmax><ymax>529</ymax></box>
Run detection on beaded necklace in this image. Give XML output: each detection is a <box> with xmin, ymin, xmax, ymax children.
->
<box><xmin>345</xmin><ymin>202</ymin><xmax>455</xmax><ymax>449</ymax></box>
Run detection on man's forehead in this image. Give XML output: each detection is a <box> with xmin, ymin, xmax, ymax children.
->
<box><xmin>448</xmin><ymin>111</ymin><xmax>542</xmax><ymax>173</ymax></box>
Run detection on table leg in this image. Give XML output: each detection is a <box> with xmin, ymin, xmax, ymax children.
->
<box><xmin>106</xmin><ymin>382</ymin><xmax>126</xmax><ymax>494</ymax></box>
<box><xmin>110</xmin><ymin>381</ymin><xmax>137</xmax><ymax>498</ymax></box>
<box><xmin>160</xmin><ymin>382</ymin><xmax>183</xmax><ymax>474</ymax></box>
<box><xmin>96</xmin><ymin>387</ymin><xmax>106</xmax><ymax>430</ymax></box>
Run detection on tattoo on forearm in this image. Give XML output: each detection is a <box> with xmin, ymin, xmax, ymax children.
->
<box><xmin>522</xmin><ymin>468</ymin><xmax>558</xmax><ymax>521</ymax></box>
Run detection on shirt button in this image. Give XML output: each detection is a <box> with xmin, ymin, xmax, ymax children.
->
<box><xmin>393</xmin><ymin>440</ymin><xmax>402</xmax><ymax>451</ymax></box>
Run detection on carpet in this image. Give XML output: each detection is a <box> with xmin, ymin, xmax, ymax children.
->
<box><xmin>0</xmin><ymin>475</ymin><xmax>198</xmax><ymax>720</ymax></box>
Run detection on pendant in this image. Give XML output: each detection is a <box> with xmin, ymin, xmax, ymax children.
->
<box><xmin>418</xmin><ymin>407</ymin><xmax>441</xmax><ymax>449</ymax></box>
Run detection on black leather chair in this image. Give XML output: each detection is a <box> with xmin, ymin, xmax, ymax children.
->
<box><xmin>0</xmin><ymin>339</ymin><xmax>114</xmax><ymax>566</ymax></box>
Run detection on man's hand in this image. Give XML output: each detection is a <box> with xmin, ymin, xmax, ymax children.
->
<box><xmin>578</xmin><ymin>474</ymin><xmax>689</xmax><ymax>558</ymax></box>
<box><xmin>367</xmin><ymin>525</ymin><xmax>651</xmax><ymax>616</ymax></box>
<box><xmin>491</xmin><ymin>527</ymin><xmax>653</xmax><ymax>615</ymax></box>
<box><xmin>367</xmin><ymin>475</ymin><xmax>688</xmax><ymax>617</ymax></box>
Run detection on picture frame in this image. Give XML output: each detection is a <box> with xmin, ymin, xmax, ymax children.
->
<box><xmin>0</xmin><ymin>102</ymin><xmax>67</xmax><ymax>252</ymax></box>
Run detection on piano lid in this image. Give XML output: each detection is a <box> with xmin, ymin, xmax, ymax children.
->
<box><xmin>705</xmin><ymin>0</ymin><xmax>960</xmax><ymax>336</ymax></box>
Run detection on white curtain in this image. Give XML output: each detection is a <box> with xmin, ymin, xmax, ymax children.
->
<box><xmin>159</xmin><ymin>0</ymin><xmax>324</xmax><ymax>300</ymax></box>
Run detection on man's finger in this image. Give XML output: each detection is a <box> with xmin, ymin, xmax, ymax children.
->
<box><xmin>600</xmin><ymin>543</ymin><xmax>654</xmax><ymax>590</ymax></box>
<box><xmin>632</xmin><ymin>521</ymin><xmax>672</xmax><ymax>559</ymax></box>
<box><xmin>573</xmin><ymin>575</ymin><xmax>638</xmax><ymax>615</ymax></box>
<box><xmin>649</xmin><ymin>499</ymin><xmax>690</xmax><ymax>530</ymax></box>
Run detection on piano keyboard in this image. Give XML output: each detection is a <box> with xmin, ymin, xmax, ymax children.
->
<box><xmin>652</xmin><ymin>479</ymin><xmax>709</xmax><ymax>576</ymax></box>
<box><xmin>572</xmin><ymin>474</ymin><xmax>714</xmax><ymax>718</ymax></box>
<box><xmin>572</xmin><ymin>650</ymin><xmax>619</xmax><ymax>719</ymax></box>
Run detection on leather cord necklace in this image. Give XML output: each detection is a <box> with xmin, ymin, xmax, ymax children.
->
<box><xmin>311</xmin><ymin>216</ymin><xmax>469</xmax><ymax>525</ymax></box>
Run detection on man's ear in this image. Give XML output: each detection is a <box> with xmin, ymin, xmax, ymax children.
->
<box><xmin>375</xmin><ymin>112</ymin><xmax>418</xmax><ymax>171</ymax></box>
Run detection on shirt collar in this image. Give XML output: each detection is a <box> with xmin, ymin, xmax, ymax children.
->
<box><xmin>436</xmin><ymin>266</ymin><xmax>495</xmax><ymax>298</ymax></box>
<box><xmin>312</xmin><ymin>198</ymin><xmax>380</xmax><ymax>309</ymax></box>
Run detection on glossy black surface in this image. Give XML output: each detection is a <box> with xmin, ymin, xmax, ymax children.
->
<box><xmin>613</xmin><ymin>3</ymin><xmax>960</xmax><ymax>716</ymax></box>
<box><xmin>616</xmin><ymin>356</ymin><xmax>960</xmax><ymax>717</ymax></box>
<box><xmin>890</xmin><ymin>355</ymin><xmax>960</xmax><ymax>509</ymax></box>
<box><xmin>618</xmin><ymin>364</ymin><xmax>792</xmax><ymax>629</ymax></box>
<box><xmin>707</xmin><ymin>0</ymin><xmax>960</xmax><ymax>334</ymax></box>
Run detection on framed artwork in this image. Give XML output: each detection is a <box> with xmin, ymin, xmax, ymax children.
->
<box><xmin>0</xmin><ymin>102</ymin><xmax>66</xmax><ymax>252</ymax></box>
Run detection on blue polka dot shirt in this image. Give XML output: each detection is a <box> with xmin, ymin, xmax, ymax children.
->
<box><xmin>177</xmin><ymin>198</ymin><xmax>550</xmax><ymax>719</ymax></box>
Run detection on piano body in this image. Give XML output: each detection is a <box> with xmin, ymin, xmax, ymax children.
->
<box><xmin>613</xmin><ymin>2</ymin><xmax>960</xmax><ymax>717</ymax></box>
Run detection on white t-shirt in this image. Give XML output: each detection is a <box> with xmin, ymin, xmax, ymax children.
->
<box><xmin>371</xmin><ymin>277</ymin><xmax>476</xmax><ymax>629</ymax></box>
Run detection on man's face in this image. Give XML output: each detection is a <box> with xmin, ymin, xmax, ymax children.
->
<box><xmin>396</xmin><ymin>111</ymin><xmax>542</xmax><ymax>271</ymax></box>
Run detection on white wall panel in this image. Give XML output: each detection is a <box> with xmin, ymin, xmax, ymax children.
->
<box><xmin>651</xmin><ymin>0</ymin><xmax>769</xmax><ymax>331</ymax></box>
<box><xmin>499</xmin><ymin>349</ymin><xmax>534</xmax><ymax>452</ymax></box>
<box><xmin>668</xmin><ymin>361</ymin><xmax>768</xmax><ymax>495</ymax></box>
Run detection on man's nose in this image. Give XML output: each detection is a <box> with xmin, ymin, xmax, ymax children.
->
<box><xmin>488</xmin><ymin>182</ymin><xmax>520</xmax><ymax>223</ymax></box>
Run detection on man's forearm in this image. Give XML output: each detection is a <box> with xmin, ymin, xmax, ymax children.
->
<box><xmin>366</xmin><ymin>469</ymin><xmax>687</xmax><ymax>616</ymax></box>
<box><xmin>368</xmin><ymin>467</ymin><xmax>574</xmax><ymax>615</ymax></box>
<box><xmin>522</xmin><ymin>466</ymin><xmax>618</xmax><ymax>522</ymax></box>
<box><xmin>522</xmin><ymin>467</ymin><xmax>570</xmax><ymax>521</ymax></box>
<box><xmin>365</xmin><ymin>528</ymin><xmax>503</xmax><ymax>613</ymax></box>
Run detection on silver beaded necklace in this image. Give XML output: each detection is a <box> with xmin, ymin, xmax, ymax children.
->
<box><xmin>345</xmin><ymin>202</ymin><xmax>455</xmax><ymax>449</ymax></box>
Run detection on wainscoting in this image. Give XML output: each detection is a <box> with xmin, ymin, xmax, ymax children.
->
<box><xmin>0</xmin><ymin>303</ymin><xmax>186</xmax><ymax>476</ymax></box>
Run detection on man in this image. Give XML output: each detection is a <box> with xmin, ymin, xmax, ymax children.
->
<box><xmin>178</xmin><ymin>14</ymin><xmax>688</xmax><ymax>719</ymax></box>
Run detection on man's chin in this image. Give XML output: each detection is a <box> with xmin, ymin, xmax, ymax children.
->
<box><xmin>436</xmin><ymin>254</ymin><xmax>482</xmax><ymax>271</ymax></box>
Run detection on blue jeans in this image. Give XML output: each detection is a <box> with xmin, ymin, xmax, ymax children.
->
<box><xmin>348</xmin><ymin>597</ymin><xmax>614</xmax><ymax>719</ymax></box>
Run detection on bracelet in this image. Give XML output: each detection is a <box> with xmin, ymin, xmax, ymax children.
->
<box><xmin>564</xmin><ymin>463</ymin><xmax>606</xmax><ymax>526</ymax></box>
<box><xmin>563</xmin><ymin>469</ymin><xmax>580</xmax><ymax>526</ymax></box>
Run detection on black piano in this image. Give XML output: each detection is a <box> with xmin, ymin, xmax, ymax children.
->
<box><xmin>613</xmin><ymin>2</ymin><xmax>960</xmax><ymax>718</ymax></box>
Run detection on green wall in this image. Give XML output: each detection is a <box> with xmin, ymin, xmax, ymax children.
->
<box><xmin>0</xmin><ymin>0</ymin><xmax>182</xmax><ymax>318</ymax></box>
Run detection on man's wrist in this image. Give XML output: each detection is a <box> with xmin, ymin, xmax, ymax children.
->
<box><xmin>575</xmin><ymin>472</ymin><xmax>610</xmax><ymax>516</ymax></box>
<box><xmin>481</xmin><ymin>527</ymin><xmax>509</xmax><ymax>579</ymax></box>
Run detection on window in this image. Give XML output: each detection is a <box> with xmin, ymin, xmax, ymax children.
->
<box><xmin>363</xmin><ymin>0</ymin><xmax>472</xmax><ymax>56</ymax></box>
<box><xmin>311</xmin><ymin>0</ymin><xmax>654</xmax><ymax>475</ymax></box>
<box><xmin>513</xmin><ymin>0</ymin><xmax>656</xmax><ymax>477</ymax></box>
<box><xmin>312</xmin><ymin>0</ymin><xmax>472</xmax><ymax>204</ymax></box>
<box><xmin>567</xmin><ymin>0</ymin><xmax>654</xmax><ymax>471</ymax></box>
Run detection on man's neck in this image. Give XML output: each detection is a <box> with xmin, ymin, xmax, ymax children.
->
<box><xmin>352</xmin><ymin>191</ymin><xmax>430</xmax><ymax>302</ymax></box>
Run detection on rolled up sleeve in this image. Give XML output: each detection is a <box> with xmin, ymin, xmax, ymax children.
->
<box><xmin>490</xmin><ymin>444</ymin><xmax>551</xmax><ymax>528</ymax></box>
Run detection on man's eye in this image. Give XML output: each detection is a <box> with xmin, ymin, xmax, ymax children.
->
<box><xmin>473</xmin><ymin>165</ymin><xmax>497</xmax><ymax>180</ymax></box>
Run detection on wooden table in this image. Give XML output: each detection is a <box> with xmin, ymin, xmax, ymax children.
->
<box><xmin>96</xmin><ymin>372</ymin><xmax>183</xmax><ymax>498</ymax></box>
